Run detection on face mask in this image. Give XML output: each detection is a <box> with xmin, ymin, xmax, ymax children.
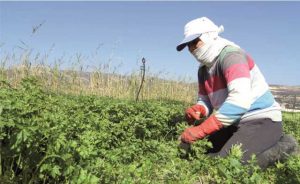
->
<box><xmin>191</xmin><ymin>42</ymin><xmax>213</xmax><ymax>66</ymax></box>
<box><xmin>192</xmin><ymin>35</ymin><xmax>240</xmax><ymax>67</ymax></box>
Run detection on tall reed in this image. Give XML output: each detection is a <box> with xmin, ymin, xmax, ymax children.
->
<box><xmin>0</xmin><ymin>50</ymin><xmax>197</xmax><ymax>104</ymax></box>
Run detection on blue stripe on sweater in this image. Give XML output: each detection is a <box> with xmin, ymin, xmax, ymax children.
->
<box><xmin>249</xmin><ymin>90</ymin><xmax>275</xmax><ymax>112</ymax></box>
<box><xmin>218</xmin><ymin>102</ymin><xmax>248</xmax><ymax>120</ymax></box>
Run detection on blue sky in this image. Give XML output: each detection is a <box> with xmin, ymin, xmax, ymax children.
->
<box><xmin>1</xmin><ymin>2</ymin><xmax>300</xmax><ymax>86</ymax></box>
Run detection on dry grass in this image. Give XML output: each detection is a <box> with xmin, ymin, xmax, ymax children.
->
<box><xmin>3</xmin><ymin>50</ymin><xmax>298</xmax><ymax>108</ymax></box>
<box><xmin>0</xmin><ymin>51</ymin><xmax>197</xmax><ymax>103</ymax></box>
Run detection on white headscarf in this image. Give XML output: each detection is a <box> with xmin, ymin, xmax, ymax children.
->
<box><xmin>192</xmin><ymin>25</ymin><xmax>240</xmax><ymax>67</ymax></box>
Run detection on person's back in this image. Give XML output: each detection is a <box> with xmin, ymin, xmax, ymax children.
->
<box><xmin>197</xmin><ymin>45</ymin><xmax>282</xmax><ymax>125</ymax></box>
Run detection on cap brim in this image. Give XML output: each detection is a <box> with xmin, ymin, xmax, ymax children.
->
<box><xmin>176</xmin><ymin>34</ymin><xmax>201</xmax><ymax>51</ymax></box>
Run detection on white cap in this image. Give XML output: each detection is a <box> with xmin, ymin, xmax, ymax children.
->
<box><xmin>176</xmin><ymin>17</ymin><xmax>224</xmax><ymax>51</ymax></box>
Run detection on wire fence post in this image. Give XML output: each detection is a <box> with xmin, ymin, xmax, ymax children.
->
<box><xmin>136</xmin><ymin>57</ymin><xmax>146</xmax><ymax>102</ymax></box>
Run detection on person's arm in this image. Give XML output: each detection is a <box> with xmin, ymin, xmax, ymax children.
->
<box><xmin>196</xmin><ymin>90</ymin><xmax>213</xmax><ymax>117</ymax></box>
<box><xmin>184</xmin><ymin>71</ymin><xmax>213</xmax><ymax>125</ymax></box>
<box><xmin>197</xmin><ymin>67</ymin><xmax>213</xmax><ymax>116</ymax></box>
<box><xmin>214</xmin><ymin>51</ymin><xmax>252</xmax><ymax>126</ymax></box>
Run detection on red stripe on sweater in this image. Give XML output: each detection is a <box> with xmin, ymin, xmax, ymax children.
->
<box><xmin>224</xmin><ymin>63</ymin><xmax>250</xmax><ymax>83</ymax></box>
<box><xmin>198</xmin><ymin>54</ymin><xmax>254</xmax><ymax>95</ymax></box>
<box><xmin>200</xmin><ymin>75</ymin><xmax>227</xmax><ymax>94</ymax></box>
<box><xmin>198</xmin><ymin>83</ymin><xmax>207</xmax><ymax>96</ymax></box>
<box><xmin>246</xmin><ymin>54</ymin><xmax>255</xmax><ymax>70</ymax></box>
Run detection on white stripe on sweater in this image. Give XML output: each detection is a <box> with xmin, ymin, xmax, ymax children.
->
<box><xmin>226</xmin><ymin>77</ymin><xmax>252</xmax><ymax>110</ymax></box>
<box><xmin>197</xmin><ymin>94</ymin><xmax>212</xmax><ymax>116</ymax></box>
<box><xmin>249</xmin><ymin>65</ymin><xmax>270</xmax><ymax>101</ymax></box>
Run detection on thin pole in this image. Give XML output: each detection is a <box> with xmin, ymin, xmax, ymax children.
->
<box><xmin>136</xmin><ymin>58</ymin><xmax>146</xmax><ymax>102</ymax></box>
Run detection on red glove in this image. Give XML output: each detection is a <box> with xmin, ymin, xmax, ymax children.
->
<box><xmin>185</xmin><ymin>104</ymin><xmax>207</xmax><ymax>125</ymax></box>
<box><xmin>181</xmin><ymin>115</ymin><xmax>223</xmax><ymax>144</ymax></box>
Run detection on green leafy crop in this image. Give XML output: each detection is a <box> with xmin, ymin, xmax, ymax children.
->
<box><xmin>0</xmin><ymin>77</ymin><xmax>299</xmax><ymax>183</ymax></box>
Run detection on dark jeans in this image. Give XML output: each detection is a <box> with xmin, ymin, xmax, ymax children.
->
<box><xmin>206</xmin><ymin>118</ymin><xmax>283</xmax><ymax>162</ymax></box>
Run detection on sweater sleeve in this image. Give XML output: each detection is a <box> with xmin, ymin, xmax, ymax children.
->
<box><xmin>214</xmin><ymin>51</ymin><xmax>252</xmax><ymax>126</ymax></box>
<box><xmin>197</xmin><ymin>94</ymin><xmax>213</xmax><ymax>117</ymax></box>
<box><xmin>197</xmin><ymin>67</ymin><xmax>213</xmax><ymax>117</ymax></box>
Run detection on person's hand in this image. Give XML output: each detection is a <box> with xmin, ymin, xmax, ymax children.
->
<box><xmin>185</xmin><ymin>104</ymin><xmax>207</xmax><ymax>125</ymax></box>
<box><xmin>181</xmin><ymin>115</ymin><xmax>223</xmax><ymax>144</ymax></box>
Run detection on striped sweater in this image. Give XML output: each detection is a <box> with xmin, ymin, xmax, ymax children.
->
<box><xmin>197</xmin><ymin>46</ymin><xmax>282</xmax><ymax>126</ymax></box>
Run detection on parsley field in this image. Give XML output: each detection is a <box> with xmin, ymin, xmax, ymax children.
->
<box><xmin>0</xmin><ymin>77</ymin><xmax>299</xmax><ymax>183</ymax></box>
